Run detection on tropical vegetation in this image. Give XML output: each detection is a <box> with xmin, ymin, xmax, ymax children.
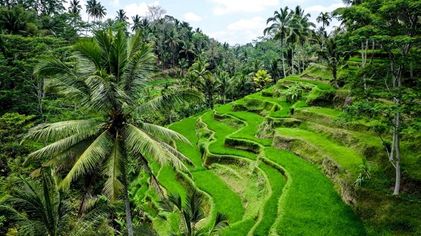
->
<box><xmin>0</xmin><ymin>0</ymin><xmax>420</xmax><ymax>235</ymax></box>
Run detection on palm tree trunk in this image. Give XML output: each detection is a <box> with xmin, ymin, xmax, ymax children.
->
<box><xmin>281</xmin><ymin>52</ymin><xmax>286</xmax><ymax>78</ymax></box>
<box><xmin>124</xmin><ymin>185</ymin><xmax>134</xmax><ymax>236</ymax></box>
<box><xmin>122</xmin><ymin>156</ymin><xmax>134</xmax><ymax>236</ymax></box>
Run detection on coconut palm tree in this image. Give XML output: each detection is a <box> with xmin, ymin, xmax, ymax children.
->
<box><xmin>0</xmin><ymin>5</ymin><xmax>35</xmax><ymax>35</ymax></box>
<box><xmin>317</xmin><ymin>35</ymin><xmax>349</xmax><ymax>88</ymax></box>
<box><xmin>68</xmin><ymin>0</ymin><xmax>81</xmax><ymax>16</ymax></box>
<box><xmin>116</xmin><ymin>9</ymin><xmax>128</xmax><ymax>23</ymax></box>
<box><xmin>85</xmin><ymin>0</ymin><xmax>95</xmax><ymax>21</ymax></box>
<box><xmin>264</xmin><ymin>6</ymin><xmax>293</xmax><ymax>78</ymax></box>
<box><xmin>86</xmin><ymin>0</ymin><xmax>106</xmax><ymax>21</ymax></box>
<box><xmin>289</xmin><ymin>6</ymin><xmax>315</xmax><ymax>73</ymax></box>
<box><xmin>165</xmin><ymin>190</ymin><xmax>228</xmax><ymax>236</ymax></box>
<box><xmin>0</xmin><ymin>168</ymin><xmax>112</xmax><ymax>235</ymax></box>
<box><xmin>26</xmin><ymin>29</ymin><xmax>192</xmax><ymax>236</ymax></box>
<box><xmin>94</xmin><ymin>2</ymin><xmax>106</xmax><ymax>20</ymax></box>
<box><xmin>131</xmin><ymin>14</ymin><xmax>141</xmax><ymax>31</ymax></box>
<box><xmin>0</xmin><ymin>168</ymin><xmax>66</xmax><ymax>236</ymax></box>
<box><xmin>217</xmin><ymin>71</ymin><xmax>230</xmax><ymax>104</ymax></box>
<box><xmin>188</xmin><ymin>58</ymin><xmax>219</xmax><ymax>108</ymax></box>
<box><xmin>317</xmin><ymin>12</ymin><xmax>332</xmax><ymax>29</ymax></box>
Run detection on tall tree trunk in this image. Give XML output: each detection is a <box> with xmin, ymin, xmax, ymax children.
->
<box><xmin>122</xmin><ymin>153</ymin><xmax>134</xmax><ymax>236</ymax></box>
<box><xmin>281</xmin><ymin>52</ymin><xmax>286</xmax><ymax>78</ymax></box>
<box><xmin>361</xmin><ymin>40</ymin><xmax>368</xmax><ymax>93</ymax></box>
<box><xmin>389</xmin><ymin>57</ymin><xmax>403</xmax><ymax>195</ymax></box>
<box><xmin>281</xmin><ymin>39</ymin><xmax>287</xmax><ymax>78</ymax></box>
<box><xmin>392</xmin><ymin>110</ymin><xmax>401</xmax><ymax>195</ymax></box>
<box><xmin>332</xmin><ymin>65</ymin><xmax>339</xmax><ymax>88</ymax></box>
<box><xmin>124</xmin><ymin>185</ymin><xmax>134</xmax><ymax>236</ymax></box>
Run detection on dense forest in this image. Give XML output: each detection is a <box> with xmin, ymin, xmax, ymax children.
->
<box><xmin>0</xmin><ymin>0</ymin><xmax>420</xmax><ymax>235</ymax></box>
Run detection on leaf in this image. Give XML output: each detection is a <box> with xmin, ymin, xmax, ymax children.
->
<box><xmin>102</xmin><ymin>137</ymin><xmax>124</xmax><ymax>200</ymax></box>
<box><xmin>61</xmin><ymin>131</ymin><xmax>112</xmax><ymax>190</ymax></box>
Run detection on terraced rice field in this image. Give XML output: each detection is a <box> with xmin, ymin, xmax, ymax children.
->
<box><xmin>133</xmin><ymin>73</ymin><xmax>381</xmax><ymax>235</ymax></box>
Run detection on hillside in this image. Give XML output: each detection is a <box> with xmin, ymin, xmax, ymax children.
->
<box><xmin>131</xmin><ymin>64</ymin><xmax>421</xmax><ymax>235</ymax></box>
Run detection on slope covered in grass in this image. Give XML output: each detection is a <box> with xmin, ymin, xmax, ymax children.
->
<box><xmin>134</xmin><ymin>64</ymin><xmax>420</xmax><ymax>235</ymax></box>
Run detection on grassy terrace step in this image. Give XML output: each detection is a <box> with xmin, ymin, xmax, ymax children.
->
<box><xmin>274</xmin><ymin>127</ymin><xmax>363</xmax><ymax>172</ymax></box>
<box><xmin>165</xmin><ymin>75</ymin><xmax>367</xmax><ymax>235</ymax></box>
<box><xmin>280</xmin><ymin>75</ymin><xmax>334</xmax><ymax>90</ymax></box>
<box><xmin>201</xmin><ymin>111</ymin><xmax>256</xmax><ymax>160</ymax></box>
<box><xmin>203</xmin><ymin>106</ymin><xmax>291</xmax><ymax>234</ymax></box>
<box><xmin>216</xmin><ymin>104</ymin><xmax>272</xmax><ymax>146</ymax></box>
<box><xmin>265</xmin><ymin>148</ymin><xmax>365</xmax><ymax>235</ymax></box>
<box><xmin>170</xmin><ymin>117</ymin><xmax>245</xmax><ymax>225</ymax></box>
<box><xmin>213</xmin><ymin>102</ymin><xmax>363</xmax><ymax>235</ymax></box>
<box><xmin>192</xmin><ymin>169</ymin><xmax>245</xmax><ymax>223</ymax></box>
<box><xmin>210</xmin><ymin>163</ymin><xmax>266</xmax><ymax>219</ymax></box>
<box><xmin>303</xmin><ymin>121</ymin><xmax>384</xmax><ymax>159</ymax></box>
<box><xmin>251</xmin><ymin>161</ymin><xmax>286</xmax><ymax>236</ymax></box>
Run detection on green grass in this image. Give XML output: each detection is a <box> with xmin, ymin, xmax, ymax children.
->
<box><xmin>220</xmin><ymin>218</ymin><xmax>256</xmax><ymax>236</ymax></box>
<box><xmin>169</xmin><ymin>116</ymin><xmax>203</xmax><ymax>167</ymax></box>
<box><xmin>266</xmin><ymin>148</ymin><xmax>365</xmax><ymax>235</ymax></box>
<box><xmin>252</xmin><ymin>162</ymin><xmax>286</xmax><ymax>235</ymax></box>
<box><xmin>215</xmin><ymin>103</ymin><xmax>273</xmax><ymax>146</ymax></box>
<box><xmin>191</xmin><ymin>169</ymin><xmax>245</xmax><ymax>223</ymax></box>
<box><xmin>276</xmin><ymin>127</ymin><xmax>363</xmax><ymax>171</ymax></box>
<box><xmin>210</xmin><ymin>163</ymin><xmax>266</xmax><ymax>219</ymax></box>
<box><xmin>282</xmin><ymin>76</ymin><xmax>334</xmax><ymax>90</ymax></box>
<box><xmin>170</xmin><ymin>117</ymin><xmax>247</xmax><ymax>225</ymax></box>
<box><xmin>299</xmin><ymin>106</ymin><xmax>341</xmax><ymax>117</ymax></box>
<box><xmin>301</xmin><ymin>63</ymin><xmax>333</xmax><ymax>81</ymax></box>
<box><xmin>201</xmin><ymin>111</ymin><xmax>256</xmax><ymax>160</ymax></box>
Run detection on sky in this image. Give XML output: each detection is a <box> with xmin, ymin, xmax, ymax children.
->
<box><xmin>70</xmin><ymin>0</ymin><xmax>345</xmax><ymax>45</ymax></box>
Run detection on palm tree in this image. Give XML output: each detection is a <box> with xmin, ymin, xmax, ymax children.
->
<box><xmin>165</xmin><ymin>29</ymin><xmax>181</xmax><ymax>66</ymax></box>
<box><xmin>317</xmin><ymin>35</ymin><xmax>349</xmax><ymax>88</ymax></box>
<box><xmin>86</xmin><ymin>0</ymin><xmax>106</xmax><ymax>21</ymax></box>
<box><xmin>166</xmin><ymin>190</ymin><xmax>228</xmax><ymax>236</ymax></box>
<box><xmin>68</xmin><ymin>0</ymin><xmax>81</xmax><ymax>16</ymax></box>
<box><xmin>94</xmin><ymin>2</ymin><xmax>106</xmax><ymax>20</ymax></box>
<box><xmin>131</xmin><ymin>14</ymin><xmax>141</xmax><ymax>31</ymax></box>
<box><xmin>27</xmin><ymin>29</ymin><xmax>191</xmax><ymax>236</ymax></box>
<box><xmin>188</xmin><ymin>58</ymin><xmax>219</xmax><ymax>108</ymax></box>
<box><xmin>0</xmin><ymin>6</ymin><xmax>34</xmax><ymax>35</ymax></box>
<box><xmin>0</xmin><ymin>168</ymin><xmax>112</xmax><ymax>235</ymax></box>
<box><xmin>264</xmin><ymin>6</ymin><xmax>293</xmax><ymax>78</ymax></box>
<box><xmin>85</xmin><ymin>0</ymin><xmax>95</xmax><ymax>21</ymax></box>
<box><xmin>116</xmin><ymin>9</ymin><xmax>128</xmax><ymax>23</ymax></box>
<box><xmin>217</xmin><ymin>71</ymin><xmax>230</xmax><ymax>104</ymax></box>
<box><xmin>0</xmin><ymin>168</ymin><xmax>66</xmax><ymax>236</ymax></box>
<box><xmin>317</xmin><ymin>12</ymin><xmax>332</xmax><ymax>29</ymax></box>
<box><xmin>289</xmin><ymin>6</ymin><xmax>315</xmax><ymax>73</ymax></box>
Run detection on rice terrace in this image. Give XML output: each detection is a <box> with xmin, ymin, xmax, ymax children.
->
<box><xmin>0</xmin><ymin>0</ymin><xmax>420</xmax><ymax>235</ymax></box>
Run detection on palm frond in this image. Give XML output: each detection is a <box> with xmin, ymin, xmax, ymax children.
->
<box><xmin>122</xmin><ymin>42</ymin><xmax>156</xmax><ymax>100</ymax></box>
<box><xmin>74</xmin><ymin>38</ymin><xmax>103</xmax><ymax>70</ymax></box>
<box><xmin>125</xmin><ymin>124</ymin><xmax>168</xmax><ymax>165</ymax></box>
<box><xmin>167</xmin><ymin>194</ymin><xmax>182</xmax><ymax>211</ymax></box>
<box><xmin>25</xmin><ymin>119</ymin><xmax>101</xmax><ymax>142</ymax></box>
<box><xmin>61</xmin><ymin>131</ymin><xmax>112</xmax><ymax>190</ymax></box>
<box><xmin>138</xmin><ymin>89</ymin><xmax>203</xmax><ymax>115</ymax></box>
<box><xmin>159</xmin><ymin>142</ymin><xmax>193</xmax><ymax>166</ymax></box>
<box><xmin>158</xmin><ymin>142</ymin><xmax>189</xmax><ymax>172</ymax></box>
<box><xmin>138</xmin><ymin>122</ymin><xmax>190</xmax><ymax>144</ymax></box>
<box><xmin>210</xmin><ymin>212</ymin><xmax>229</xmax><ymax>233</ymax></box>
<box><xmin>185</xmin><ymin>190</ymin><xmax>203</xmax><ymax>224</ymax></box>
<box><xmin>35</xmin><ymin>57</ymin><xmax>90</xmax><ymax>97</ymax></box>
<box><xmin>28</xmin><ymin>132</ymin><xmax>97</xmax><ymax>161</ymax></box>
<box><xmin>102</xmin><ymin>137</ymin><xmax>124</xmax><ymax>200</ymax></box>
